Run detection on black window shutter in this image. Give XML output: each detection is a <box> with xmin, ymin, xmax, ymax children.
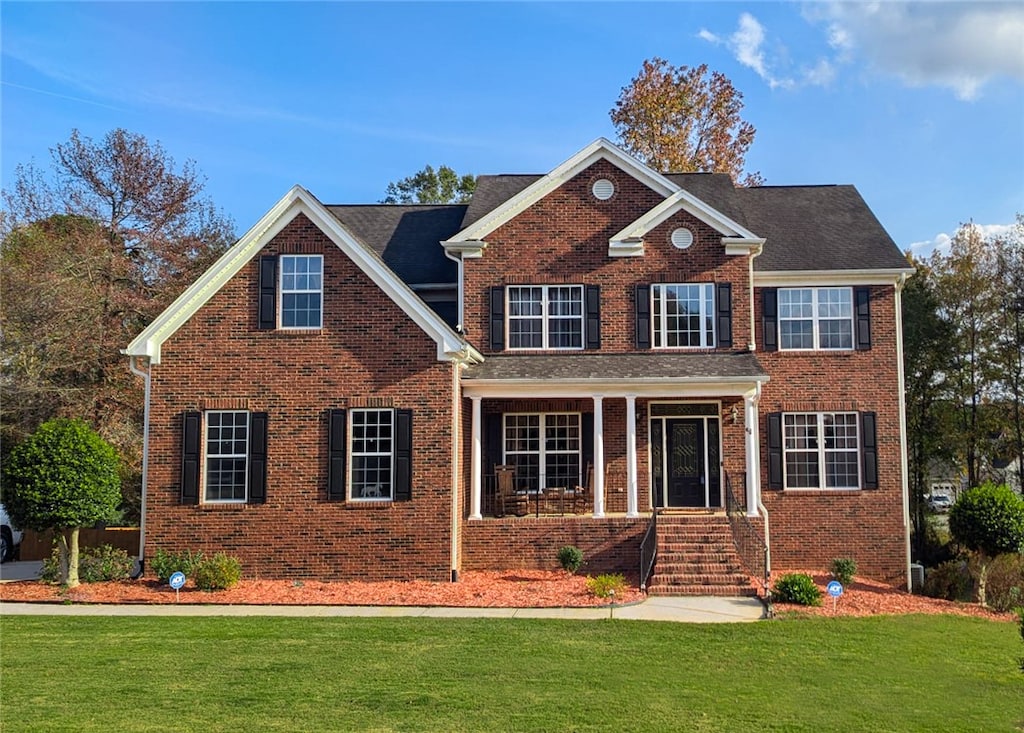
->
<box><xmin>247</xmin><ymin>412</ymin><xmax>268</xmax><ymax>504</ymax></box>
<box><xmin>181</xmin><ymin>411</ymin><xmax>201</xmax><ymax>505</ymax></box>
<box><xmin>327</xmin><ymin>409</ymin><xmax>347</xmax><ymax>501</ymax></box>
<box><xmin>861</xmin><ymin>411</ymin><xmax>878</xmax><ymax>489</ymax></box>
<box><xmin>585</xmin><ymin>285</ymin><xmax>601</xmax><ymax>350</ymax></box>
<box><xmin>767</xmin><ymin>412</ymin><xmax>783</xmax><ymax>489</ymax></box>
<box><xmin>581</xmin><ymin>412</ymin><xmax>595</xmax><ymax>476</ymax></box>
<box><xmin>394</xmin><ymin>409</ymin><xmax>413</xmax><ymax>501</ymax></box>
<box><xmin>484</xmin><ymin>413</ymin><xmax>502</xmax><ymax>473</ymax></box>
<box><xmin>717</xmin><ymin>283</ymin><xmax>733</xmax><ymax>348</ymax></box>
<box><xmin>258</xmin><ymin>255</ymin><xmax>277</xmax><ymax>330</ymax></box>
<box><xmin>489</xmin><ymin>286</ymin><xmax>505</xmax><ymax>351</ymax></box>
<box><xmin>635</xmin><ymin>285</ymin><xmax>651</xmax><ymax>350</ymax></box>
<box><xmin>855</xmin><ymin>287</ymin><xmax>872</xmax><ymax>350</ymax></box>
<box><xmin>762</xmin><ymin>288</ymin><xmax>778</xmax><ymax>352</ymax></box>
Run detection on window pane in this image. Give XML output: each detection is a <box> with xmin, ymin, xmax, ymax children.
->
<box><xmin>205</xmin><ymin>411</ymin><xmax>248</xmax><ymax>502</ymax></box>
<box><xmin>503</xmin><ymin>413</ymin><xmax>580</xmax><ymax>493</ymax></box>
<box><xmin>350</xmin><ymin>409</ymin><xmax>393</xmax><ymax>499</ymax></box>
<box><xmin>654</xmin><ymin>284</ymin><xmax>714</xmax><ymax>348</ymax></box>
<box><xmin>280</xmin><ymin>255</ymin><xmax>323</xmax><ymax>329</ymax></box>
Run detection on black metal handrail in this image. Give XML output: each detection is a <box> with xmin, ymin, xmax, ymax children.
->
<box><xmin>639</xmin><ymin>508</ymin><xmax>658</xmax><ymax>593</ymax></box>
<box><xmin>724</xmin><ymin>471</ymin><xmax>770</xmax><ymax>600</ymax></box>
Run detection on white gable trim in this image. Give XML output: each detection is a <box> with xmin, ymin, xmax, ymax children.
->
<box><xmin>755</xmin><ymin>268</ymin><xmax>916</xmax><ymax>287</ymax></box>
<box><xmin>124</xmin><ymin>186</ymin><xmax>480</xmax><ymax>365</ymax></box>
<box><xmin>609</xmin><ymin>189</ymin><xmax>762</xmax><ymax>256</ymax></box>
<box><xmin>444</xmin><ymin>138</ymin><xmax>680</xmax><ymax>247</ymax></box>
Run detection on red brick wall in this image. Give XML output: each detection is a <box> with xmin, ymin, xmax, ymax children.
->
<box><xmin>755</xmin><ymin>285</ymin><xmax>908</xmax><ymax>584</ymax></box>
<box><xmin>144</xmin><ymin>213</ymin><xmax>456</xmax><ymax>582</ymax></box>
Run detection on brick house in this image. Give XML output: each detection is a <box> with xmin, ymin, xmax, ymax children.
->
<box><xmin>125</xmin><ymin>139</ymin><xmax>914</xmax><ymax>592</ymax></box>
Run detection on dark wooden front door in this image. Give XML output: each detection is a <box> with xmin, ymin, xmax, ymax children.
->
<box><xmin>667</xmin><ymin>419</ymin><xmax>705</xmax><ymax>507</ymax></box>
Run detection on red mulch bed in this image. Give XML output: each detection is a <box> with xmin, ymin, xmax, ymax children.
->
<box><xmin>769</xmin><ymin>571</ymin><xmax>1016</xmax><ymax>621</ymax></box>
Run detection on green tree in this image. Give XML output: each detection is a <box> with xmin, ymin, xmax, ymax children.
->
<box><xmin>949</xmin><ymin>482</ymin><xmax>1024</xmax><ymax>605</ymax></box>
<box><xmin>610</xmin><ymin>58</ymin><xmax>763</xmax><ymax>185</ymax></box>
<box><xmin>381</xmin><ymin>165</ymin><xmax>476</xmax><ymax>204</ymax></box>
<box><xmin>2</xmin><ymin>418</ymin><xmax>122</xmax><ymax>587</ymax></box>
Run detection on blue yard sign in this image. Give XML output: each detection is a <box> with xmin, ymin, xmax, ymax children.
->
<box><xmin>169</xmin><ymin>571</ymin><xmax>186</xmax><ymax>602</ymax></box>
<box><xmin>826</xmin><ymin>580</ymin><xmax>843</xmax><ymax>597</ymax></box>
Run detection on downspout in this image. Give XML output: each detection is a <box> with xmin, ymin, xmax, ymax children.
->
<box><xmin>450</xmin><ymin>359</ymin><xmax>462</xmax><ymax>583</ymax></box>
<box><xmin>751</xmin><ymin>381</ymin><xmax>771</xmax><ymax>580</ymax></box>
<box><xmin>895</xmin><ymin>273</ymin><xmax>912</xmax><ymax>592</ymax></box>
<box><xmin>127</xmin><ymin>355</ymin><xmax>151</xmax><ymax>578</ymax></box>
<box><xmin>747</xmin><ymin>241</ymin><xmax>764</xmax><ymax>351</ymax></box>
<box><xmin>443</xmin><ymin>248</ymin><xmax>465</xmax><ymax>332</ymax></box>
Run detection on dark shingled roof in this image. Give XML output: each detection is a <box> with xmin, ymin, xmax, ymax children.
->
<box><xmin>463</xmin><ymin>352</ymin><xmax>768</xmax><ymax>382</ymax></box>
<box><xmin>327</xmin><ymin>204</ymin><xmax>465</xmax><ymax>284</ymax></box>
<box><xmin>461</xmin><ymin>175</ymin><xmax>541</xmax><ymax>228</ymax></box>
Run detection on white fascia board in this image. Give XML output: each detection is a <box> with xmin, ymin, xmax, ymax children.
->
<box><xmin>447</xmin><ymin>138</ymin><xmax>680</xmax><ymax>244</ymax></box>
<box><xmin>125</xmin><ymin>186</ymin><xmax>470</xmax><ymax>364</ymax></box>
<box><xmin>440</xmin><ymin>239</ymin><xmax>486</xmax><ymax>258</ymax></box>
<box><xmin>724</xmin><ymin>238</ymin><xmax>766</xmax><ymax>255</ymax></box>
<box><xmin>462</xmin><ymin>376</ymin><xmax>769</xmax><ymax>399</ymax></box>
<box><xmin>611</xmin><ymin>189</ymin><xmax>761</xmax><ymax>246</ymax></box>
<box><xmin>754</xmin><ymin>268</ymin><xmax>916</xmax><ymax>287</ymax></box>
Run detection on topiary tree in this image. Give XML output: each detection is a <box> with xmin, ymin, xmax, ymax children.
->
<box><xmin>2</xmin><ymin>418</ymin><xmax>121</xmax><ymax>587</ymax></box>
<box><xmin>949</xmin><ymin>481</ymin><xmax>1024</xmax><ymax>606</ymax></box>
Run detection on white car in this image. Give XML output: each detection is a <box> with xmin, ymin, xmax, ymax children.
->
<box><xmin>0</xmin><ymin>504</ymin><xmax>24</xmax><ymax>563</ymax></box>
<box><xmin>927</xmin><ymin>494</ymin><xmax>953</xmax><ymax>512</ymax></box>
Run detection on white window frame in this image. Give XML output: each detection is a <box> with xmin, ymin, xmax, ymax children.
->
<box><xmin>348</xmin><ymin>408</ymin><xmax>394</xmax><ymax>501</ymax></box>
<box><xmin>203</xmin><ymin>410</ymin><xmax>249</xmax><ymax>504</ymax></box>
<box><xmin>651</xmin><ymin>283</ymin><xmax>716</xmax><ymax>349</ymax></box>
<box><xmin>506</xmin><ymin>285</ymin><xmax>584</xmax><ymax>350</ymax></box>
<box><xmin>503</xmin><ymin>412</ymin><xmax>582</xmax><ymax>491</ymax></box>
<box><xmin>279</xmin><ymin>254</ymin><xmax>323</xmax><ymax>329</ymax></box>
<box><xmin>778</xmin><ymin>287</ymin><xmax>853</xmax><ymax>351</ymax></box>
<box><xmin>782</xmin><ymin>412</ymin><xmax>861</xmax><ymax>490</ymax></box>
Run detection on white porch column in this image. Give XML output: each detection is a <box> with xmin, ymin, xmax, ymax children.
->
<box><xmin>744</xmin><ymin>387</ymin><xmax>762</xmax><ymax>518</ymax></box>
<box><xmin>593</xmin><ymin>395</ymin><xmax>605</xmax><ymax>518</ymax></box>
<box><xmin>625</xmin><ymin>395</ymin><xmax>639</xmax><ymax>517</ymax></box>
<box><xmin>470</xmin><ymin>396</ymin><xmax>482</xmax><ymax>520</ymax></box>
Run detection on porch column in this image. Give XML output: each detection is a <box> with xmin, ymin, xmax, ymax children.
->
<box><xmin>470</xmin><ymin>396</ymin><xmax>482</xmax><ymax>520</ymax></box>
<box><xmin>625</xmin><ymin>395</ymin><xmax>639</xmax><ymax>517</ymax></box>
<box><xmin>744</xmin><ymin>387</ymin><xmax>761</xmax><ymax>518</ymax></box>
<box><xmin>593</xmin><ymin>394</ymin><xmax>605</xmax><ymax>518</ymax></box>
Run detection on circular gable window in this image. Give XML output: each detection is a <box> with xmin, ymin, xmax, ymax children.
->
<box><xmin>671</xmin><ymin>227</ymin><xmax>694</xmax><ymax>249</ymax></box>
<box><xmin>592</xmin><ymin>178</ymin><xmax>615</xmax><ymax>200</ymax></box>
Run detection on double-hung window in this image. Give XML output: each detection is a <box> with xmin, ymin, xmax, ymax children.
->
<box><xmin>507</xmin><ymin>285</ymin><xmax>583</xmax><ymax>349</ymax></box>
<box><xmin>204</xmin><ymin>411</ymin><xmax>250</xmax><ymax>502</ymax></box>
<box><xmin>778</xmin><ymin>287</ymin><xmax>853</xmax><ymax>350</ymax></box>
<box><xmin>652</xmin><ymin>284</ymin><xmax>716</xmax><ymax>348</ymax></box>
<box><xmin>503</xmin><ymin>413</ymin><xmax>581</xmax><ymax>490</ymax></box>
<box><xmin>783</xmin><ymin>412</ymin><xmax>860</xmax><ymax>489</ymax></box>
<box><xmin>349</xmin><ymin>409</ymin><xmax>394</xmax><ymax>500</ymax></box>
<box><xmin>280</xmin><ymin>254</ymin><xmax>323</xmax><ymax>329</ymax></box>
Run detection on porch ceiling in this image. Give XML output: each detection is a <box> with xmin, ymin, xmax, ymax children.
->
<box><xmin>461</xmin><ymin>352</ymin><xmax>769</xmax><ymax>398</ymax></box>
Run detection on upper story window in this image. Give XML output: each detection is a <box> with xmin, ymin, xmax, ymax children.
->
<box><xmin>279</xmin><ymin>254</ymin><xmax>323</xmax><ymax>329</ymax></box>
<box><xmin>507</xmin><ymin>285</ymin><xmax>584</xmax><ymax>350</ymax></box>
<box><xmin>778</xmin><ymin>287</ymin><xmax>852</xmax><ymax>350</ymax></box>
<box><xmin>652</xmin><ymin>283</ymin><xmax>716</xmax><ymax>348</ymax></box>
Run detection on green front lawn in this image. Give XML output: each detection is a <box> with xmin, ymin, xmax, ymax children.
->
<box><xmin>1</xmin><ymin>614</ymin><xmax>1020</xmax><ymax>732</ymax></box>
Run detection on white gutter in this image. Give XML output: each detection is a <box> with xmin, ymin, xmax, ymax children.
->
<box><xmin>126</xmin><ymin>354</ymin><xmax>151</xmax><ymax>574</ymax></box>
<box><xmin>442</xmin><ymin>246</ymin><xmax>466</xmax><ymax>332</ymax></box>
<box><xmin>895</xmin><ymin>272</ymin><xmax>912</xmax><ymax>592</ymax></box>
<box><xmin>450</xmin><ymin>361</ymin><xmax>461</xmax><ymax>582</ymax></box>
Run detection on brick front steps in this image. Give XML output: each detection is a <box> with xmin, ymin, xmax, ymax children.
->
<box><xmin>646</xmin><ymin>513</ymin><xmax>760</xmax><ymax>597</ymax></box>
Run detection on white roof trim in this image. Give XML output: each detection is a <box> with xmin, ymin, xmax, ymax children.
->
<box><xmin>462</xmin><ymin>376</ymin><xmax>769</xmax><ymax>399</ymax></box>
<box><xmin>611</xmin><ymin>189</ymin><xmax>759</xmax><ymax>246</ymax></box>
<box><xmin>124</xmin><ymin>185</ymin><xmax>477</xmax><ymax>364</ymax></box>
<box><xmin>755</xmin><ymin>268</ymin><xmax>916</xmax><ymax>287</ymax></box>
<box><xmin>446</xmin><ymin>138</ymin><xmax>680</xmax><ymax>244</ymax></box>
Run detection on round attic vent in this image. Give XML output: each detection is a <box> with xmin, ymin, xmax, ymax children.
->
<box><xmin>592</xmin><ymin>178</ymin><xmax>615</xmax><ymax>200</ymax></box>
<box><xmin>671</xmin><ymin>227</ymin><xmax>694</xmax><ymax>249</ymax></box>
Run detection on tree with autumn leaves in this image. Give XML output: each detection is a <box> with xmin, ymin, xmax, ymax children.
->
<box><xmin>1</xmin><ymin>129</ymin><xmax>235</xmax><ymax>519</ymax></box>
<box><xmin>611</xmin><ymin>58</ymin><xmax>763</xmax><ymax>186</ymax></box>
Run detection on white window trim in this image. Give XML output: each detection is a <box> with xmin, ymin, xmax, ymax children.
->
<box><xmin>279</xmin><ymin>254</ymin><xmax>323</xmax><ymax>330</ymax></box>
<box><xmin>506</xmin><ymin>285</ymin><xmax>584</xmax><ymax>351</ymax></box>
<box><xmin>778</xmin><ymin>286</ymin><xmax>854</xmax><ymax>351</ymax></box>
<box><xmin>202</xmin><ymin>410</ymin><xmax>249</xmax><ymax>504</ymax></box>
<box><xmin>348</xmin><ymin>408</ymin><xmax>395</xmax><ymax>502</ymax></box>
<box><xmin>782</xmin><ymin>411</ymin><xmax>861</xmax><ymax>490</ymax></box>
<box><xmin>651</xmin><ymin>283</ymin><xmax>716</xmax><ymax>349</ymax></box>
<box><xmin>503</xmin><ymin>412</ymin><xmax>582</xmax><ymax>491</ymax></box>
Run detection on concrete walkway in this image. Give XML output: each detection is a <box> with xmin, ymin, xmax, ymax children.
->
<box><xmin>0</xmin><ymin>561</ymin><xmax>765</xmax><ymax>623</ymax></box>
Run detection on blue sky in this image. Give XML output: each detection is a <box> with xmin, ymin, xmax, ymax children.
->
<box><xmin>3</xmin><ymin>2</ymin><xmax>1022</xmax><ymax>256</ymax></box>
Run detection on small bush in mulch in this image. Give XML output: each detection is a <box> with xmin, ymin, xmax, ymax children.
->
<box><xmin>192</xmin><ymin>553</ymin><xmax>242</xmax><ymax>591</ymax></box>
<box><xmin>150</xmin><ymin>548</ymin><xmax>205</xmax><ymax>584</ymax></box>
<box><xmin>829</xmin><ymin>558</ymin><xmax>857</xmax><ymax>587</ymax></box>
<box><xmin>557</xmin><ymin>545</ymin><xmax>583</xmax><ymax>574</ymax></box>
<box><xmin>586</xmin><ymin>573</ymin><xmax>626</xmax><ymax>599</ymax></box>
<box><xmin>773</xmin><ymin>573</ymin><xmax>823</xmax><ymax>606</ymax></box>
<box><xmin>40</xmin><ymin>544</ymin><xmax>133</xmax><ymax>584</ymax></box>
<box><xmin>983</xmin><ymin>552</ymin><xmax>1024</xmax><ymax>613</ymax></box>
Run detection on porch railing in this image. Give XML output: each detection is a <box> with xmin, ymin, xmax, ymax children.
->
<box><xmin>481</xmin><ymin>472</ymin><xmax>586</xmax><ymax>518</ymax></box>
<box><xmin>638</xmin><ymin>509</ymin><xmax>658</xmax><ymax>593</ymax></box>
<box><xmin>724</xmin><ymin>471</ymin><xmax>770</xmax><ymax>599</ymax></box>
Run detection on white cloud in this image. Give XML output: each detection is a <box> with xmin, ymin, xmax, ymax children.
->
<box><xmin>697</xmin><ymin>28</ymin><xmax>719</xmax><ymax>44</ymax></box>
<box><xmin>907</xmin><ymin>222</ymin><xmax>1016</xmax><ymax>257</ymax></box>
<box><xmin>806</xmin><ymin>2</ymin><xmax>1024</xmax><ymax>100</ymax></box>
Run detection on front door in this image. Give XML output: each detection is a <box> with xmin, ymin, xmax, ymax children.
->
<box><xmin>651</xmin><ymin>412</ymin><xmax>722</xmax><ymax>509</ymax></box>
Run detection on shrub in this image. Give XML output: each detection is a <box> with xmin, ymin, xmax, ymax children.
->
<box><xmin>829</xmin><ymin>558</ymin><xmax>857</xmax><ymax>587</ymax></box>
<box><xmin>557</xmin><ymin>545</ymin><xmax>583</xmax><ymax>574</ymax></box>
<box><xmin>40</xmin><ymin>544</ymin><xmax>133</xmax><ymax>583</ymax></box>
<box><xmin>949</xmin><ymin>482</ymin><xmax>1024</xmax><ymax>558</ymax></box>
<box><xmin>586</xmin><ymin>573</ymin><xmax>626</xmax><ymax>599</ymax></box>
<box><xmin>984</xmin><ymin>553</ymin><xmax>1024</xmax><ymax>613</ymax></box>
<box><xmin>923</xmin><ymin>559</ymin><xmax>973</xmax><ymax>602</ymax></box>
<box><xmin>150</xmin><ymin>548</ymin><xmax>205</xmax><ymax>584</ymax></box>
<box><xmin>772</xmin><ymin>573</ymin><xmax>823</xmax><ymax>606</ymax></box>
<box><xmin>192</xmin><ymin>553</ymin><xmax>242</xmax><ymax>591</ymax></box>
